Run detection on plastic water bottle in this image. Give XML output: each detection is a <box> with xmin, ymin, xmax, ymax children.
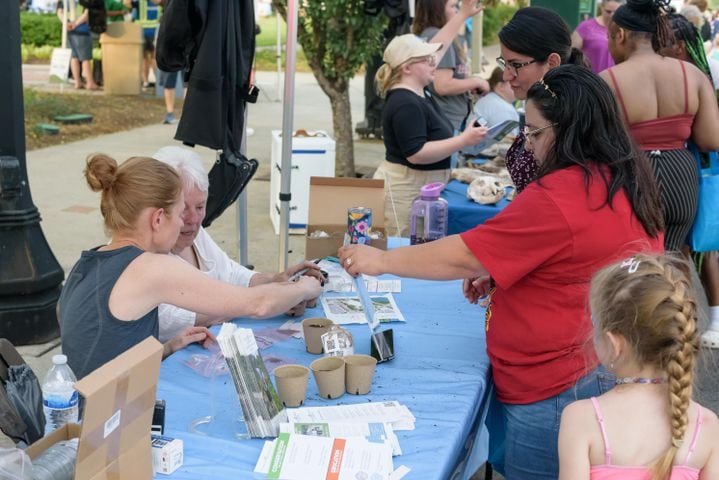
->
<box><xmin>410</xmin><ymin>182</ymin><xmax>448</xmax><ymax>245</ymax></box>
<box><xmin>42</xmin><ymin>355</ymin><xmax>79</xmax><ymax>435</ymax></box>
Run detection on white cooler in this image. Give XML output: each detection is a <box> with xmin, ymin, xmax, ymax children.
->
<box><xmin>269</xmin><ymin>130</ymin><xmax>336</xmax><ymax>234</ymax></box>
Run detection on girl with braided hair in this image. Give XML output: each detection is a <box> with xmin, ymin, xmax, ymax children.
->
<box><xmin>662</xmin><ymin>11</ymin><xmax>719</xmax><ymax>91</ymax></box>
<box><xmin>559</xmin><ymin>253</ymin><xmax>719</xmax><ymax>479</ymax></box>
<box><xmin>601</xmin><ymin>0</ymin><xmax>719</xmax><ymax>252</ymax></box>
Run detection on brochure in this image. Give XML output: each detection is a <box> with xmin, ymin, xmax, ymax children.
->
<box><xmin>318</xmin><ymin>259</ymin><xmax>401</xmax><ymax>293</ymax></box>
<box><xmin>320</xmin><ymin>293</ymin><xmax>405</xmax><ymax>325</ymax></box>
<box><xmin>254</xmin><ymin>433</ymin><xmax>394</xmax><ymax>480</ymax></box>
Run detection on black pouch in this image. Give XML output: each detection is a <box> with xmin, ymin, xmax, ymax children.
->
<box><xmin>202</xmin><ymin>138</ymin><xmax>258</xmax><ymax>228</ymax></box>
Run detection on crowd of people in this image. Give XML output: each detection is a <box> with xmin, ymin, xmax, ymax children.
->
<box><xmin>47</xmin><ymin>0</ymin><xmax>719</xmax><ymax>477</ymax></box>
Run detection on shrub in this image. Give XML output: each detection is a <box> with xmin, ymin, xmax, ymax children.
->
<box><xmin>483</xmin><ymin>4</ymin><xmax>518</xmax><ymax>45</ymax></box>
<box><xmin>21</xmin><ymin>12</ymin><xmax>62</xmax><ymax>47</ymax></box>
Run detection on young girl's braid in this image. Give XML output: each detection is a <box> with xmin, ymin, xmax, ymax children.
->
<box><xmin>652</xmin><ymin>260</ymin><xmax>699</xmax><ymax>480</ymax></box>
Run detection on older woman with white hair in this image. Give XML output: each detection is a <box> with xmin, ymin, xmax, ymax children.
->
<box><xmin>153</xmin><ymin>146</ymin><xmax>322</xmax><ymax>342</ymax></box>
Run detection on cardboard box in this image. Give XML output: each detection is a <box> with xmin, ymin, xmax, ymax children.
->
<box><xmin>305</xmin><ymin>177</ymin><xmax>387</xmax><ymax>260</ymax></box>
<box><xmin>27</xmin><ymin>337</ymin><xmax>163</xmax><ymax>479</ymax></box>
<box><xmin>151</xmin><ymin>434</ymin><xmax>183</xmax><ymax>475</ymax></box>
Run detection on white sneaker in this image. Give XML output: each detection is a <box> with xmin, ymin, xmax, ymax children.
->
<box><xmin>700</xmin><ymin>329</ymin><xmax>719</xmax><ymax>349</ymax></box>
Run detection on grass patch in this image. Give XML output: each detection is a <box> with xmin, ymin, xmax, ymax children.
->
<box><xmin>257</xmin><ymin>15</ymin><xmax>287</xmax><ymax>48</ymax></box>
<box><xmin>24</xmin><ymin>88</ymin><xmax>170</xmax><ymax>151</ymax></box>
<box><xmin>254</xmin><ymin>48</ymin><xmax>310</xmax><ymax>72</ymax></box>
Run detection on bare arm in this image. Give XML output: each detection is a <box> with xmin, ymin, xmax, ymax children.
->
<box><xmin>700</xmin><ymin>410</ymin><xmax>719</xmax><ymax>479</ymax></box>
<box><xmin>433</xmin><ymin>69</ymin><xmax>489</xmax><ymax>97</ymax></box>
<box><xmin>691</xmin><ymin>68</ymin><xmax>719</xmax><ymax>151</ymax></box>
<box><xmin>407</xmin><ymin>123</ymin><xmax>488</xmax><ymax>165</ymax></box>
<box><xmin>571</xmin><ymin>31</ymin><xmax>584</xmax><ymax>50</ymax></box>
<box><xmin>558</xmin><ymin>402</ymin><xmax>591</xmax><ymax>480</ymax></box>
<box><xmin>429</xmin><ymin>0</ymin><xmax>483</xmax><ymax>63</ymax></box>
<box><xmin>338</xmin><ymin>235</ymin><xmax>488</xmax><ymax>281</ymax></box>
<box><xmin>109</xmin><ymin>253</ymin><xmax>322</xmax><ymax>321</ymax></box>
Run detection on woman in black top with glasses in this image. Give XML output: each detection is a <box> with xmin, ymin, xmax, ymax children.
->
<box><xmin>373</xmin><ymin>0</ymin><xmax>487</xmax><ymax>237</ymax></box>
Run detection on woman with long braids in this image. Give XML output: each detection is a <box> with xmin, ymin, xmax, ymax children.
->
<box><xmin>559</xmin><ymin>254</ymin><xmax>719</xmax><ymax>479</ymax></box>
<box><xmin>601</xmin><ymin>0</ymin><xmax>719</xmax><ymax>252</ymax></box>
<box><xmin>661</xmin><ymin>12</ymin><xmax>719</xmax><ymax>355</ymax></box>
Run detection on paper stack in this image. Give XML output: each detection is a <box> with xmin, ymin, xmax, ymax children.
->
<box><xmin>286</xmin><ymin>401</ymin><xmax>416</xmax><ymax>431</ymax></box>
<box><xmin>217</xmin><ymin>323</ymin><xmax>286</xmax><ymax>438</ymax></box>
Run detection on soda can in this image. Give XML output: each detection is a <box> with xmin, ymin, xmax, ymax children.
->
<box><xmin>347</xmin><ymin>207</ymin><xmax>372</xmax><ymax>245</ymax></box>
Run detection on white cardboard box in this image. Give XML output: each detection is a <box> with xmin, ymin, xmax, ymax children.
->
<box><xmin>270</xmin><ymin>130</ymin><xmax>336</xmax><ymax>234</ymax></box>
<box><xmin>151</xmin><ymin>434</ymin><xmax>183</xmax><ymax>475</ymax></box>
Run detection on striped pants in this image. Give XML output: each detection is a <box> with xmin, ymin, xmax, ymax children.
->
<box><xmin>646</xmin><ymin>149</ymin><xmax>699</xmax><ymax>252</ymax></box>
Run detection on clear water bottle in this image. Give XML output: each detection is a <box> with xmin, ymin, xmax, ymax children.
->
<box><xmin>42</xmin><ymin>355</ymin><xmax>79</xmax><ymax>435</ymax></box>
<box><xmin>410</xmin><ymin>182</ymin><xmax>448</xmax><ymax>245</ymax></box>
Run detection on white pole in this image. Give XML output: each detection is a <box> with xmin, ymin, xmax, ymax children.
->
<box><xmin>471</xmin><ymin>11</ymin><xmax>483</xmax><ymax>75</ymax></box>
<box><xmin>237</xmin><ymin>109</ymin><xmax>249</xmax><ymax>266</ymax></box>
<box><xmin>61</xmin><ymin>0</ymin><xmax>68</xmax><ymax>49</ymax></box>
<box><xmin>275</xmin><ymin>13</ymin><xmax>282</xmax><ymax>102</ymax></box>
<box><xmin>278</xmin><ymin>0</ymin><xmax>299</xmax><ymax>272</ymax></box>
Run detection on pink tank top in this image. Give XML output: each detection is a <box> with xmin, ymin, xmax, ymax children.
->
<box><xmin>589</xmin><ymin>397</ymin><xmax>703</xmax><ymax>480</ymax></box>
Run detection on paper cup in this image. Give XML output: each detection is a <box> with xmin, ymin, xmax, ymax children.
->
<box><xmin>310</xmin><ymin>357</ymin><xmax>346</xmax><ymax>399</ymax></box>
<box><xmin>302</xmin><ymin>318</ymin><xmax>334</xmax><ymax>354</ymax></box>
<box><xmin>273</xmin><ymin>364</ymin><xmax>310</xmax><ymax>408</ymax></box>
<box><xmin>344</xmin><ymin>354</ymin><xmax>377</xmax><ymax>395</ymax></box>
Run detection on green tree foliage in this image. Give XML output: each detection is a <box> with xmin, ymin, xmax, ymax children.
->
<box><xmin>272</xmin><ymin>0</ymin><xmax>387</xmax><ymax>177</ymax></box>
<box><xmin>483</xmin><ymin>4</ymin><xmax>519</xmax><ymax>45</ymax></box>
<box><xmin>20</xmin><ymin>12</ymin><xmax>62</xmax><ymax>47</ymax></box>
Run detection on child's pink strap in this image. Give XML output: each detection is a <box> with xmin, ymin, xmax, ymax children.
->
<box><xmin>591</xmin><ymin>397</ymin><xmax>612</xmax><ymax>465</ymax></box>
<box><xmin>682</xmin><ymin>406</ymin><xmax>704</xmax><ymax>465</ymax></box>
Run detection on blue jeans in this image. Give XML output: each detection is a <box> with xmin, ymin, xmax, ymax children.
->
<box><xmin>501</xmin><ymin>367</ymin><xmax>614</xmax><ymax>480</ymax></box>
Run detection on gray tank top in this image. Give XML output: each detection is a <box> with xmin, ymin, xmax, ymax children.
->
<box><xmin>59</xmin><ymin>246</ymin><xmax>159</xmax><ymax>379</ymax></box>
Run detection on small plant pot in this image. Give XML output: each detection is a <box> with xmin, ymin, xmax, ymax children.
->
<box><xmin>310</xmin><ymin>357</ymin><xmax>346</xmax><ymax>400</ymax></box>
<box><xmin>344</xmin><ymin>354</ymin><xmax>377</xmax><ymax>395</ymax></box>
<box><xmin>273</xmin><ymin>364</ymin><xmax>310</xmax><ymax>408</ymax></box>
<box><xmin>302</xmin><ymin>318</ymin><xmax>334</xmax><ymax>354</ymax></box>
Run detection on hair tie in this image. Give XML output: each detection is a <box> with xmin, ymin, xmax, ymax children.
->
<box><xmin>620</xmin><ymin>257</ymin><xmax>641</xmax><ymax>273</ymax></box>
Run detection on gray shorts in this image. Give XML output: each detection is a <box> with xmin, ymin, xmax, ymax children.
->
<box><xmin>157</xmin><ymin>69</ymin><xmax>179</xmax><ymax>89</ymax></box>
<box><xmin>68</xmin><ymin>32</ymin><xmax>92</xmax><ymax>61</ymax></box>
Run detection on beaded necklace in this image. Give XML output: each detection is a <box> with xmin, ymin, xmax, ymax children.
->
<box><xmin>615</xmin><ymin>376</ymin><xmax>667</xmax><ymax>385</ymax></box>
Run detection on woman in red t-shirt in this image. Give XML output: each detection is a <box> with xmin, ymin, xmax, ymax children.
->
<box><xmin>339</xmin><ymin>65</ymin><xmax>664</xmax><ymax>479</ymax></box>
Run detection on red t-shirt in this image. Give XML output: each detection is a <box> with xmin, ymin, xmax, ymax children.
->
<box><xmin>460</xmin><ymin>166</ymin><xmax>663</xmax><ymax>404</ymax></box>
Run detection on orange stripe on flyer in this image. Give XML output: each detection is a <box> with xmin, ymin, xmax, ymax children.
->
<box><xmin>325</xmin><ymin>438</ymin><xmax>346</xmax><ymax>480</ymax></box>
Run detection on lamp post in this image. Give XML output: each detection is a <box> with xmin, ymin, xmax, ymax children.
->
<box><xmin>0</xmin><ymin>1</ymin><xmax>64</xmax><ymax>345</ymax></box>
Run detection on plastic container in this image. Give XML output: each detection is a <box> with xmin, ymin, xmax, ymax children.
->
<box><xmin>31</xmin><ymin>439</ymin><xmax>78</xmax><ymax>480</ymax></box>
<box><xmin>410</xmin><ymin>182</ymin><xmax>448</xmax><ymax>245</ymax></box>
<box><xmin>42</xmin><ymin>355</ymin><xmax>79</xmax><ymax>435</ymax></box>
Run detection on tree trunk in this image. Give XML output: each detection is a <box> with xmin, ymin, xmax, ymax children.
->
<box><xmin>328</xmin><ymin>88</ymin><xmax>355</xmax><ymax>178</ymax></box>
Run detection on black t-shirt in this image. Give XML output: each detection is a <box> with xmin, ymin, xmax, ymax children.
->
<box><xmin>382</xmin><ymin>88</ymin><xmax>454</xmax><ymax>171</ymax></box>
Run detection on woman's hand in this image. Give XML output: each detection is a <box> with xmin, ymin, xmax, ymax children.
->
<box><xmin>164</xmin><ymin>326</ymin><xmax>216</xmax><ymax>358</ymax></box>
<box><xmin>275</xmin><ymin>260</ymin><xmax>323</xmax><ymax>284</ymax></box>
<box><xmin>296</xmin><ymin>275</ymin><xmax>323</xmax><ymax>300</ymax></box>
<box><xmin>472</xmin><ymin>76</ymin><xmax>490</xmax><ymax>96</ymax></box>
<box><xmin>338</xmin><ymin>245</ymin><xmax>386</xmax><ymax>276</ymax></box>
<box><xmin>460</xmin><ymin>120</ymin><xmax>489</xmax><ymax>149</ymax></box>
<box><xmin>462</xmin><ymin>275</ymin><xmax>492</xmax><ymax>305</ymax></box>
<box><xmin>459</xmin><ymin>0</ymin><xmax>484</xmax><ymax>19</ymax></box>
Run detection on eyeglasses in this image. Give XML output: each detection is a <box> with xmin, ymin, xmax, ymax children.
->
<box><xmin>409</xmin><ymin>54</ymin><xmax>437</xmax><ymax>67</ymax></box>
<box><xmin>496</xmin><ymin>57</ymin><xmax>537</xmax><ymax>76</ymax></box>
<box><xmin>523</xmin><ymin>123</ymin><xmax>557</xmax><ymax>140</ymax></box>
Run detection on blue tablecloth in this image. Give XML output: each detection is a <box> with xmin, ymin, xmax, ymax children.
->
<box><xmin>155</xmin><ymin>249</ymin><xmax>491</xmax><ymax>479</ymax></box>
<box><xmin>442</xmin><ymin>180</ymin><xmax>509</xmax><ymax>234</ymax></box>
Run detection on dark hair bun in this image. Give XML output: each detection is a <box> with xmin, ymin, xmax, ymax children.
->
<box><xmin>85</xmin><ymin>154</ymin><xmax>118</xmax><ymax>192</ymax></box>
<box><xmin>626</xmin><ymin>0</ymin><xmax>670</xmax><ymax>14</ymax></box>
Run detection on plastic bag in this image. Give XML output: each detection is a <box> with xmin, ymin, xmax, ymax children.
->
<box><xmin>5</xmin><ymin>365</ymin><xmax>45</xmax><ymax>444</ymax></box>
<box><xmin>0</xmin><ymin>447</ymin><xmax>32</xmax><ymax>480</ymax></box>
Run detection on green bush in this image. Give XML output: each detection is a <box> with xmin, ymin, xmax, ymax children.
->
<box><xmin>483</xmin><ymin>4</ymin><xmax>518</xmax><ymax>46</ymax></box>
<box><xmin>21</xmin><ymin>12</ymin><xmax>62</xmax><ymax>47</ymax></box>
